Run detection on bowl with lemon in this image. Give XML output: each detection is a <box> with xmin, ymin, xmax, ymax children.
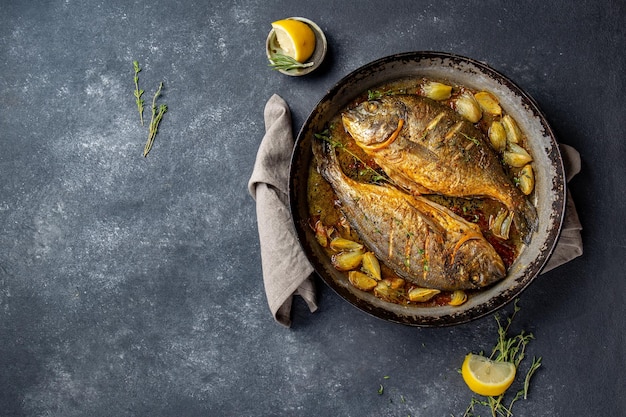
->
<box><xmin>267</xmin><ymin>17</ymin><xmax>327</xmax><ymax>76</ymax></box>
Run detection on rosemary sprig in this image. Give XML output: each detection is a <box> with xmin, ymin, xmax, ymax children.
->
<box><xmin>269</xmin><ymin>53</ymin><xmax>314</xmax><ymax>71</ymax></box>
<box><xmin>144</xmin><ymin>82</ymin><xmax>167</xmax><ymax>157</ymax></box>
<box><xmin>132</xmin><ymin>61</ymin><xmax>145</xmax><ymax>126</ymax></box>
<box><xmin>461</xmin><ymin>300</ymin><xmax>543</xmax><ymax>417</ymax></box>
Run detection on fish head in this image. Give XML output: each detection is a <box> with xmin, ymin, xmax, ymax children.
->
<box><xmin>451</xmin><ymin>237</ymin><xmax>506</xmax><ymax>289</ymax></box>
<box><xmin>342</xmin><ymin>98</ymin><xmax>406</xmax><ymax>148</ymax></box>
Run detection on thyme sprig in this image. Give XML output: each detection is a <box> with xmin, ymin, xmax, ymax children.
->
<box><xmin>144</xmin><ymin>82</ymin><xmax>167</xmax><ymax>157</ymax></box>
<box><xmin>131</xmin><ymin>60</ymin><xmax>168</xmax><ymax>157</ymax></box>
<box><xmin>461</xmin><ymin>300</ymin><xmax>542</xmax><ymax>417</ymax></box>
<box><xmin>367</xmin><ymin>89</ymin><xmax>405</xmax><ymax>100</ymax></box>
<box><xmin>132</xmin><ymin>61</ymin><xmax>145</xmax><ymax>126</ymax></box>
<box><xmin>461</xmin><ymin>132</ymin><xmax>481</xmax><ymax>147</ymax></box>
<box><xmin>368</xmin><ymin>90</ymin><xmax>385</xmax><ymax>100</ymax></box>
<box><xmin>315</xmin><ymin>129</ymin><xmax>389</xmax><ymax>184</ymax></box>
<box><xmin>269</xmin><ymin>53</ymin><xmax>314</xmax><ymax>71</ymax></box>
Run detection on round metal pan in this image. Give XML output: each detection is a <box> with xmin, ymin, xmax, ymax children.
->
<box><xmin>289</xmin><ymin>51</ymin><xmax>566</xmax><ymax>326</ymax></box>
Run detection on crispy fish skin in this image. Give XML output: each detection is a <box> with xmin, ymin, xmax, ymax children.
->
<box><xmin>313</xmin><ymin>140</ymin><xmax>506</xmax><ymax>291</ymax></box>
<box><xmin>341</xmin><ymin>95</ymin><xmax>537</xmax><ymax>243</ymax></box>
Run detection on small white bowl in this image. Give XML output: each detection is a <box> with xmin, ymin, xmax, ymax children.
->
<box><xmin>266</xmin><ymin>17</ymin><xmax>327</xmax><ymax>76</ymax></box>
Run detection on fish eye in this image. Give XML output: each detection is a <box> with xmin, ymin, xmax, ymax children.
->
<box><xmin>365</xmin><ymin>101</ymin><xmax>379</xmax><ymax>112</ymax></box>
<box><xmin>470</xmin><ymin>274</ymin><xmax>483</xmax><ymax>285</ymax></box>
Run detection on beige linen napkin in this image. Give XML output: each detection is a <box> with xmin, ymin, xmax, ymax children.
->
<box><xmin>248</xmin><ymin>94</ymin><xmax>317</xmax><ymax>327</ymax></box>
<box><xmin>540</xmin><ymin>143</ymin><xmax>583</xmax><ymax>273</ymax></box>
<box><xmin>249</xmin><ymin>94</ymin><xmax>583</xmax><ymax>326</ymax></box>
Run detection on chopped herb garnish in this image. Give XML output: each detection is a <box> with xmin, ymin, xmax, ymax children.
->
<box><xmin>461</xmin><ymin>132</ymin><xmax>481</xmax><ymax>147</ymax></box>
<box><xmin>368</xmin><ymin>90</ymin><xmax>383</xmax><ymax>100</ymax></box>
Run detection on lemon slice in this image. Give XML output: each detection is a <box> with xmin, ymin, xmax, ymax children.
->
<box><xmin>271</xmin><ymin>19</ymin><xmax>316</xmax><ymax>63</ymax></box>
<box><xmin>461</xmin><ymin>354</ymin><xmax>516</xmax><ymax>396</ymax></box>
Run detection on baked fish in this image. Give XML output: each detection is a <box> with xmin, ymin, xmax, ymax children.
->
<box><xmin>313</xmin><ymin>140</ymin><xmax>506</xmax><ymax>291</ymax></box>
<box><xmin>341</xmin><ymin>95</ymin><xmax>537</xmax><ymax>243</ymax></box>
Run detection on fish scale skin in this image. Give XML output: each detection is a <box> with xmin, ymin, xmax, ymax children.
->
<box><xmin>342</xmin><ymin>95</ymin><xmax>538</xmax><ymax>243</ymax></box>
<box><xmin>313</xmin><ymin>140</ymin><xmax>505</xmax><ymax>291</ymax></box>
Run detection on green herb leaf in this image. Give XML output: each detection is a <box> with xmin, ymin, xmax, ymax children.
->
<box><xmin>368</xmin><ymin>90</ymin><xmax>383</xmax><ymax>100</ymax></box>
<box><xmin>132</xmin><ymin>60</ymin><xmax>144</xmax><ymax>126</ymax></box>
<box><xmin>461</xmin><ymin>132</ymin><xmax>481</xmax><ymax>146</ymax></box>
<box><xmin>144</xmin><ymin>82</ymin><xmax>167</xmax><ymax>157</ymax></box>
<box><xmin>314</xmin><ymin>129</ymin><xmax>391</xmax><ymax>185</ymax></box>
<box><xmin>268</xmin><ymin>53</ymin><xmax>314</xmax><ymax>71</ymax></box>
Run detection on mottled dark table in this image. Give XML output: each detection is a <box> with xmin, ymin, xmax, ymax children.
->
<box><xmin>1</xmin><ymin>1</ymin><xmax>624</xmax><ymax>416</ymax></box>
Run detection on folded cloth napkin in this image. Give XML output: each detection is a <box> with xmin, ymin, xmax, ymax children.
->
<box><xmin>540</xmin><ymin>143</ymin><xmax>583</xmax><ymax>273</ymax></box>
<box><xmin>249</xmin><ymin>94</ymin><xmax>583</xmax><ymax>326</ymax></box>
<box><xmin>248</xmin><ymin>94</ymin><xmax>317</xmax><ymax>327</ymax></box>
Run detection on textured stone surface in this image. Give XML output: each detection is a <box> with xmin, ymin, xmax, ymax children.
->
<box><xmin>0</xmin><ymin>1</ymin><xmax>624</xmax><ymax>416</ymax></box>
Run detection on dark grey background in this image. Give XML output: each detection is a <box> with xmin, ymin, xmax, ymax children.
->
<box><xmin>1</xmin><ymin>1</ymin><xmax>624</xmax><ymax>416</ymax></box>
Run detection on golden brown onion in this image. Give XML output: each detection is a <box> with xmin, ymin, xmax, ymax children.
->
<box><xmin>422</xmin><ymin>81</ymin><xmax>452</xmax><ymax>101</ymax></box>
<box><xmin>475</xmin><ymin>91</ymin><xmax>502</xmax><ymax>116</ymax></box>
<box><xmin>408</xmin><ymin>287</ymin><xmax>441</xmax><ymax>302</ymax></box>
<box><xmin>455</xmin><ymin>93</ymin><xmax>483</xmax><ymax>123</ymax></box>
<box><xmin>348</xmin><ymin>270</ymin><xmax>378</xmax><ymax>291</ymax></box>
<box><xmin>361</xmin><ymin>252</ymin><xmax>382</xmax><ymax>280</ymax></box>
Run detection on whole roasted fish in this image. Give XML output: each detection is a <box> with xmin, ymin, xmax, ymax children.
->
<box><xmin>313</xmin><ymin>140</ymin><xmax>506</xmax><ymax>291</ymax></box>
<box><xmin>341</xmin><ymin>94</ymin><xmax>537</xmax><ymax>243</ymax></box>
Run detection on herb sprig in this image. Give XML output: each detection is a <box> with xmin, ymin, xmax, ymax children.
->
<box><xmin>461</xmin><ymin>300</ymin><xmax>542</xmax><ymax>417</ymax></box>
<box><xmin>132</xmin><ymin>61</ymin><xmax>144</xmax><ymax>126</ymax></box>
<box><xmin>367</xmin><ymin>89</ymin><xmax>405</xmax><ymax>100</ymax></box>
<box><xmin>315</xmin><ymin>129</ymin><xmax>389</xmax><ymax>184</ymax></box>
<box><xmin>132</xmin><ymin>60</ymin><xmax>168</xmax><ymax>157</ymax></box>
<box><xmin>461</xmin><ymin>132</ymin><xmax>481</xmax><ymax>147</ymax></box>
<box><xmin>144</xmin><ymin>82</ymin><xmax>167</xmax><ymax>157</ymax></box>
<box><xmin>269</xmin><ymin>53</ymin><xmax>314</xmax><ymax>72</ymax></box>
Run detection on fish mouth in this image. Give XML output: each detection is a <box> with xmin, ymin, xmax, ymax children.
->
<box><xmin>469</xmin><ymin>253</ymin><xmax>507</xmax><ymax>288</ymax></box>
<box><xmin>360</xmin><ymin>118</ymin><xmax>405</xmax><ymax>151</ymax></box>
<box><xmin>342</xmin><ymin>112</ymin><xmax>406</xmax><ymax>150</ymax></box>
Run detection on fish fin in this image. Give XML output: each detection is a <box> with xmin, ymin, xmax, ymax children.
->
<box><xmin>490</xmin><ymin>210</ymin><xmax>512</xmax><ymax>240</ymax></box>
<box><xmin>312</xmin><ymin>137</ymin><xmax>339</xmax><ymax>181</ymax></box>
<box><xmin>514</xmin><ymin>198</ymin><xmax>538</xmax><ymax>244</ymax></box>
<box><xmin>407</xmin><ymin>142</ymin><xmax>440</xmax><ymax>163</ymax></box>
<box><xmin>386</xmin><ymin>169</ymin><xmax>433</xmax><ymax>196</ymax></box>
<box><xmin>406</xmin><ymin>182</ymin><xmax>434</xmax><ymax>195</ymax></box>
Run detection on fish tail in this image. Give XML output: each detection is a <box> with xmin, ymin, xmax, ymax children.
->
<box><xmin>514</xmin><ymin>198</ymin><xmax>538</xmax><ymax>244</ymax></box>
<box><xmin>313</xmin><ymin>137</ymin><xmax>342</xmax><ymax>183</ymax></box>
<box><xmin>312</xmin><ymin>138</ymin><xmax>327</xmax><ymax>170</ymax></box>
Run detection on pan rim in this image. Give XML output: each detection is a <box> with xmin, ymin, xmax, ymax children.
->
<box><xmin>289</xmin><ymin>51</ymin><xmax>566</xmax><ymax>326</ymax></box>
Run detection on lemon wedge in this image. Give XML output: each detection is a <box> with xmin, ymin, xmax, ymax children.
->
<box><xmin>271</xmin><ymin>19</ymin><xmax>316</xmax><ymax>63</ymax></box>
<box><xmin>461</xmin><ymin>353</ymin><xmax>516</xmax><ymax>396</ymax></box>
